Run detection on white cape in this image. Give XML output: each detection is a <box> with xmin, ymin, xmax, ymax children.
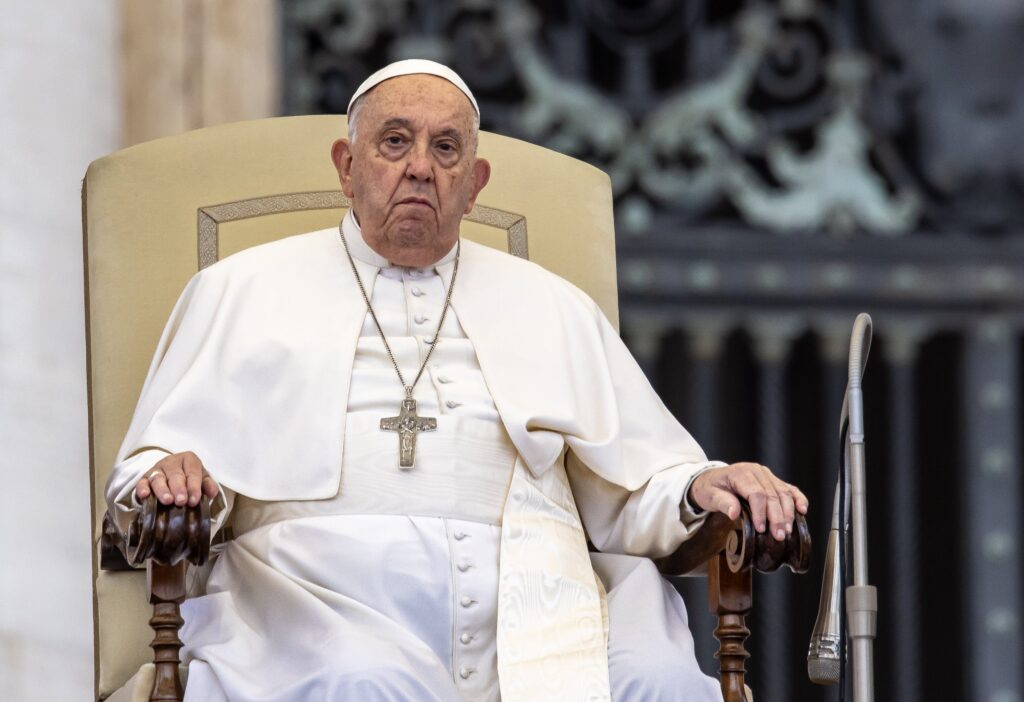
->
<box><xmin>110</xmin><ymin>229</ymin><xmax>720</xmax><ymax>700</ymax></box>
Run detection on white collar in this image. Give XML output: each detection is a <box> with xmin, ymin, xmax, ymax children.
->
<box><xmin>341</xmin><ymin>209</ymin><xmax>458</xmax><ymax>273</ymax></box>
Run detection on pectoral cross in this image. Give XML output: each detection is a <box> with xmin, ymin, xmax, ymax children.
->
<box><xmin>380</xmin><ymin>397</ymin><xmax>437</xmax><ymax>469</ymax></box>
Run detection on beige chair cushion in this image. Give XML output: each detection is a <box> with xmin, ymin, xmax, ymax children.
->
<box><xmin>86</xmin><ymin>116</ymin><xmax>617</xmax><ymax>698</ymax></box>
<box><xmin>94</xmin><ymin>569</ymin><xmax>151</xmax><ymax>698</ymax></box>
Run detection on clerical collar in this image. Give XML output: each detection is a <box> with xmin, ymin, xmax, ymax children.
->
<box><xmin>341</xmin><ymin>210</ymin><xmax>458</xmax><ymax>272</ymax></box>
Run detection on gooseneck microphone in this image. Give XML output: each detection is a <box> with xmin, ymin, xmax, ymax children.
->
<box><xmin>807</xmin><ymin>313</ymin><xmax>877</xmax><ymax>702</ymax></box>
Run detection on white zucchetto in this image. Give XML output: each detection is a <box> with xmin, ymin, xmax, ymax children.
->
<box><xmin>347</xmin><ymin>59</ymin><xmax>480</xmax><ymax>116</ymax></box>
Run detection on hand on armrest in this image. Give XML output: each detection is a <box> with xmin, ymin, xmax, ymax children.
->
<box><xmin>135</xmin><ymin>451</ymin><xmax>219</xmax><ymax>507</ymax></box>
<box><xmin>687</xmin><ymin>462</ymin><xmax>808</xmax><ymax>542</ymax></box>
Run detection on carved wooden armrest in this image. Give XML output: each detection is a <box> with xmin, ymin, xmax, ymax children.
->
<box><xmin>656</xmin><ymin>503</ymin><xmax>812</xmax><ymax>702</ymax></box>
<box><xmin>101</xmin><ymin>496</ymin><xmax>211</xmax><ymax>702</ymax></box>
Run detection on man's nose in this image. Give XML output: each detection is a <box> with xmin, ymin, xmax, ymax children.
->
<box><xmin>404</xmin><ymin>144</ymin><xmax>434</xmax><ymax>181</ymax></box>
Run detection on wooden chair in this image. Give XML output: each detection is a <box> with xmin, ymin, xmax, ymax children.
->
<box><xmin>84</xmin><ymin>116</ymin><xmax>810</xmax><ymax>702</ymax></box>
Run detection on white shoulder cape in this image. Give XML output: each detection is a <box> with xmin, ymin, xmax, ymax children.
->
<box><xmin>111</xmin><ymin>228</ymin><xmax>716</xmax><ymax>701</ymax></box>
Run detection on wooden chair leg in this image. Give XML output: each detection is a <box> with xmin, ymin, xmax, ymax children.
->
<box><xmin>147</xmin><ymin>561</ymin><xmax>187</xmax><ymax>702</ymax></box>
<box><xmin>709</xmin><ymin>553</ymin><xmax>753</xmax><ymax>702</ymax></box>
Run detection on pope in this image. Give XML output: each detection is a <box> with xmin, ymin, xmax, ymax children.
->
<box><xmin>108</xmin><ymin>59</ymin><xmax>807</xmax><ymax>702</ymax></box>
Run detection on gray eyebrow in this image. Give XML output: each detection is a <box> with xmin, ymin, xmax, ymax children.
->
<box><xmin>434</xmin><ymin>127</ymin><xmax>465</xmax><ymax>145</ymax></box>
<box><xmin>376</xmin><ymin>118</ymin><xmax>414</xmax><ymax>135</ymax></box>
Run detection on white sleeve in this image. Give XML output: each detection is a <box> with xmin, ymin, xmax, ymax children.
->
<box><xmin>562</xmin><ymin>306</ymin><xmax>726</xmax><ymax>559</ymax></box>
<box><xmin>567</xmin><ymin>453</ymin><xmax>725</xmax><ymax>558</ymax></box>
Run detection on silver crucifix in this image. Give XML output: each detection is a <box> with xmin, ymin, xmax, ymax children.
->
<box><xmin>380</xmin><ymin>397</ymin><xmax>437</xmax><ymax>469</ymax></box>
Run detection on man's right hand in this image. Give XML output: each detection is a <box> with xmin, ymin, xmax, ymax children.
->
<box><xmin>135</xmin><ymin>451</ymin><xmax>219</xmax><ymax>507</ymax></box>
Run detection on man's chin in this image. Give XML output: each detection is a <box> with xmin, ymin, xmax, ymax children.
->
<box><xmin>384</xmin><ymin>239</ymin><xmax>445</xmax><ymax>267</ymax></box>
<box><xmin>380</xmin><ymin>225</ymin><xmax>448</xmax><ymax>266</ymax></box>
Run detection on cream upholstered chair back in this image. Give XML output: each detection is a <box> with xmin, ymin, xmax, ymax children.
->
<box><xmin>84</xmin><ymin>115</ymin><xmax>617</xmax><ymax>699</ymax></box>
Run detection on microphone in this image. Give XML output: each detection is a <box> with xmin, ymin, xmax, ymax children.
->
<box><xmin>807</xmin><ymin>313</ymin><xmax>876</xmax><ymax>701</ymax></box>
<box><xmin>808</xmin><ymin>485</ymin><xmax>843</xmax><ymax>684</ymax></box>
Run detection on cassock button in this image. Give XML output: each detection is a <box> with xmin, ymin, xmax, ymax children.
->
<box><xmin>453</xmin><ymin>531</ymin><xmax>468</xmax><ymax>540</ymax></box>
<box><xmin>459</xmin><ymin>667</ymin><xmax>474</xmax><ymax>679</ymax></box>
<box><xmin>411</xmin><ymin>286</ymin><xmax>425</xmax><ymax>296</ymax></box>
<box><xmin>460</xmin><ymin>596</ymin><xmax>474</xmax><ymax>608</ymax></box>
<box><xmin>445</xmin><ymin>400</ymin><xmax>461</xmax><ymax>409</ymax></box>
<box><xmin>457</xmin><ymin>561</ymin><xmax>472</xmax><ymax>572</ymax></box>
<box><xmin>460</xmin><ymin>633</ymin><xmax>473</xmax><ymax>645</ymax></box>
<box><xmin>438</xmin><ymin>375</ymin><xmax>452</xmax><ymax>384</ymax></box>
<box><xmin>414</xmin><ymin>314</ymin><xmax>428</xmax><ymax>324</ymax></box>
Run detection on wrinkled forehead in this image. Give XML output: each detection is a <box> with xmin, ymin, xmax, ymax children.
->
<box><xmin>360</xmin><ymin>76</ymin><xmax>475</xmax><ymax>121</ymax></box>
<box><xmin>360</xmin><ymin>74</ymin><xmax>477</xmax><ymax>130</ymax></box>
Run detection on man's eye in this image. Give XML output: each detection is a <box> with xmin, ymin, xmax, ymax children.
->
<box><xmin>384</xmin><ymin>135</ymin><xmax>405</xmax><ymax>146</ymax></box>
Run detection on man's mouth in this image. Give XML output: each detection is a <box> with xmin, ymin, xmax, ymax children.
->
<box><xmin>397</xmin><ymin>197</ymin><xmax>434</xmax><ymax>209</ymax></box>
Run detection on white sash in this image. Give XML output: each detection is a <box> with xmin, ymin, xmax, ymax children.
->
<box><xmin>497</xmin><ymin>456</ymin><xmax>612</xmax><ymax>701</ymax></box>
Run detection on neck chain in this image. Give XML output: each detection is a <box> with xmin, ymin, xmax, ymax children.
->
<box><xmin>338</xmin><ymin>224</ymin><xmax>460</xmax><ymax>469</ymax></box>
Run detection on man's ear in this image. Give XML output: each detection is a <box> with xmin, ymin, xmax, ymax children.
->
<box><xmin>464</xmin><ymin>158</ymin><xmax>491</xmax><ymax>214</ymax></box>
<box><xmin>331</xmin><ymin>138</ymin><xmax>355</xmax><ymax>198</ymax></box>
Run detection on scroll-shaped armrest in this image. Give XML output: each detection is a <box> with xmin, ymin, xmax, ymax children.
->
<box><xmin>655</xmin><ymin>502</ymin><xmax>812</xmax><ymax>702</ymax></box>
<box><xmin>100</xmin><ymin>496</ymin><xmax>212</xmax><ymax>702</ymax></box>
<box><xmin>101</xmin><ymin>494</ymin><xmax>211</xmax><ymax>570</ymax></box>
<box><xmin>655</xmin><ymin>502</ymin><xmax>811</xmax><ymax>577</ymax></box>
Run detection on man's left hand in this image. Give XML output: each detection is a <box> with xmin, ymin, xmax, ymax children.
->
<box><xmin>688</xmin><ymin>463</ymin><xmax>808</xmax><ymax>541</ymax></box>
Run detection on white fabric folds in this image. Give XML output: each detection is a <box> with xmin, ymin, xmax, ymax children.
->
<box><xmin>108</xmin><ymin>216</ymin><xmax>723</xmax><ymax>700</ymax></box>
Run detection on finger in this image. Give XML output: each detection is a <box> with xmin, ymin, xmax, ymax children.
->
<box><xmin>184</xmin><ymin>472</ymin><xmax>202</xmax><ymax>506</ymax></box>
<box><xmin>761</xmin><ymin>479</ymin><xmax>786</xmax><ymax>541</ymax></box>
<box><xmin>764</xmin><ymin>472</ymin><xmax>796</xmax><ymax>529</ymax></box>
<box><xmin>705</xmin><ymin>487</ymin><xmax>741</xmax><ymax>521</ymax></box>
<box><xmin>135</xmin><ymin>477</ymin><xmax>151</xmax><ymax>500</ymax></box>
<box><xmin>201</xmin><ymin>474</ymin><xmax>220</xmax><ymax>499</ymax></box>
<box><xmin>752</xmin><ymin>466</ymin><xmax>789</xmax><ymax>540</ymax></box>
<box><xmin>165</xmin><ymin>464</ymin><xmax>189</xmax><ymax>506</ymax></box>
<box><xmin>182</xmin><ymin>453</ymin><xmax>205</xmax><ymax>506</ymax></box>
<box><xmin>736</xmin><ymin>474</ymin><xmax>769</xmax><ymax>534</ymax></box>
<box><xmin>776</xmin><ymin>483</ymin><xmax>796</xmax><ymax>534</ymax></box>
<box><xmin>149</xmin><ymin>471</ymin><xmax>174</xmax><ymax>505</ymax></box>
<box><xmin>762</xmin><ymin>466</ymin><xmax>809</xmax><ymax>517</ymax></box>
<box><xmin>791</xmin><ymin>485</ymin><xmax>810</xmax><ymax>514</ymax></box>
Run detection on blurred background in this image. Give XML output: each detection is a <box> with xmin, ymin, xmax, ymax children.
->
<box><xmin>2</xmin><ymin>1</ymin><xmax>1022</xmax><ymax>700</ymax></box>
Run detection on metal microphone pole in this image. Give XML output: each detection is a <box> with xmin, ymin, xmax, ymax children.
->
<box><xmin>846</xmin><ymin>313</ymin><xmax>877</xmax><ymax>702</ymax></box>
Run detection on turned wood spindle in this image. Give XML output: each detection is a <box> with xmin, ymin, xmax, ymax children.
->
<box><xmin>148</xmin><ymin>561</ymin><xmax>187</xmax><ymax>702</ymax></box>
<box><xmin>110</xmin><ymin>495</ymin><xmax>211</xmax><ymax>702</ymax></box>
<box><xmin>710</xmin><ymin>551</ymin><xmax>753</xmax><ymax>702</ymax></box>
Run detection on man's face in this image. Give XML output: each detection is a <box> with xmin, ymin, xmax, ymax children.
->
<box><xmin>331</xmin><ymin>75</ymin><xmax>491</xmax><ymax>267</ymax></box>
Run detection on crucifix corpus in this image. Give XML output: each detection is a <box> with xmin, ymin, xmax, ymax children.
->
<box><xmin>381</xmin><ymin>397</ymin><xmax>438</xmax><ymax>469</ymax></box>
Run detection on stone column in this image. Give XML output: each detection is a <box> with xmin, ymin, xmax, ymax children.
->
<box><xmin>0</xmin><ymin>2</ymin><xmax>120</xmax><ymax>699</ymax></box>
<box><xmin>963</xmin><ymin>318</ymin><xmax>1022</xmax><ymax>702</ymax></box>
<box><xmin>750</xmin><ymin>316</ymin><xmax>802</xmax><ymax>702</ymax></box>
<box><xmin>686</xmin><ymin>321</ymin><xmax>728</xmax><ymax>671</ymax></box>
<box><xmin>122</xmin><ymin>0</ymin><xmax>280</xmax><ymax>145</ymax></box>
<box><xmin>884</xmin><ymin>322</ymin><xmax>927</xmax><ymax>702</ymax></box>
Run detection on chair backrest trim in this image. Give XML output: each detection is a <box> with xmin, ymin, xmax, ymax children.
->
<box><xmin>198</xmin><ymin>191</ymin><xmax>528</xmax><ymax>269</ymax></box>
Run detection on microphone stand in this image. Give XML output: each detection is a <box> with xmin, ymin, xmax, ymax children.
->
<box><xmin>846</xmin><ymin>313</ymin><xmax>877</xmax><ymax>702</ymax></box>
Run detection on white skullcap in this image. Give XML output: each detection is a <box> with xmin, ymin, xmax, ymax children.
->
<box><xmin>347</xmin><ymin>59</ymin><xmax>479</xmax><ymax>116</ymax></box>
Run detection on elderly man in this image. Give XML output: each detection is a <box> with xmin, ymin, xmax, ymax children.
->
<box><xmin>107</xmin><ymin>60</ymin><xmax>807</xmax><ymax>702</ymax></box>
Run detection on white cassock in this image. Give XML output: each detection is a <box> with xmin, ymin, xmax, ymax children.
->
<box><xmin>107</xmin><ymin>211</ymin><xmax>724</xmax><ymax>702</ymax></box>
